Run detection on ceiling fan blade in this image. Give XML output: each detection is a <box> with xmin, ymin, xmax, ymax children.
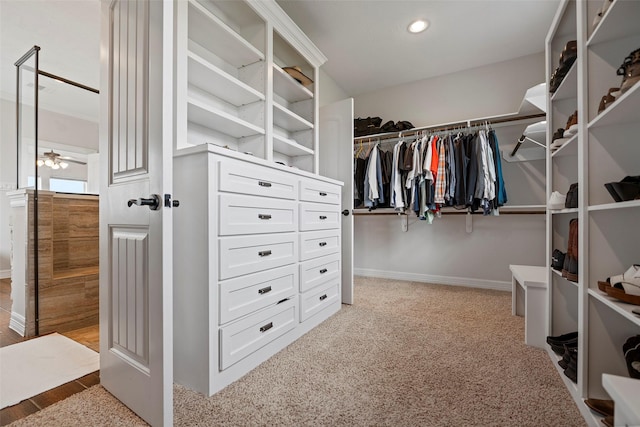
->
<box><xmin>63</xmin><ymin>158</ymin><xmax>87</xmax><ymax>165</ymax></box>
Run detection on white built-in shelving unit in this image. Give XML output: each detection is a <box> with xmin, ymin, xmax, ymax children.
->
<box><xmin>175</xmin><ymin>0</ymin><xmax>326</xmax><ymax>173</ymax></box>
<box><xmin>545</xmin><ymin>1</ymin><xmax>640</xmax><ymax>425</ymax></box>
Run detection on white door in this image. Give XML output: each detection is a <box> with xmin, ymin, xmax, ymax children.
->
<box><xmin>319</xmin><ymin>99</ymin><xmax>354</xmax><ymax>304</ymax></box>
<box><xmin>99</xmin><ymin>1</ymin><xmax>173</xmax><ymax>426</ymax></box>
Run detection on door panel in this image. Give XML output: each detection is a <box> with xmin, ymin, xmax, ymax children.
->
<box><xmin>319</xmin><ymin>99</ymin><xmax>354</xmax><ymax>304</ymax></box>
<box><xmin>100</xmin><ymin>1</ymin><xmax>172</xmax><ymax>425</ymax></box>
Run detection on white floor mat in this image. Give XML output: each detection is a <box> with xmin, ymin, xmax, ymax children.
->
<box><xmin>0</xmin><ymin>332</ymin><xmax>99</xmax><ymax>409</ymax></box>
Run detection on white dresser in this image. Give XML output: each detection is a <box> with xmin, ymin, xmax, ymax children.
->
<box><xmin>173</xmin><ymin>143</ymin><xmax>343</xmax><ymax>395</ymax></box>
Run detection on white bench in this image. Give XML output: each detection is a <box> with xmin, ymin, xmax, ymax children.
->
<box><xmin>510</xmin><ymin>264</ymin><xmax>547</xmax><ymax>349</ymax></box>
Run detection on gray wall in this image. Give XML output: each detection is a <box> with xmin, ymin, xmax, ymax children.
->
<box><xmin>352</xmin><ymin>53</ymin><xmax>547</xmax><ymax>288</ymax></box>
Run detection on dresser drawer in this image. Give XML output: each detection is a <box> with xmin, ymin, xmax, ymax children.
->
<box><xmin>219</xmin><ymin>233</ymin><xmax>297</xmax><ymax>280</ymax></box>
<box><xmin>219</xmin><ymin>298</ymin><xmax>297</xmax><ymax>370</ymax></box>
<box><xmin>219</xmin><ymin>265</ymin><xmax>297</xmax><ymax>325</ymax></box>
<box><xmin>218</xmin><ymin>158</ymin><xmax>297</xmax><ymax>200</ymax></box>
<box><xmin>300</xmin><ymin>203</ymin><xmax>340</xmax><ymax>231</ymax></box>
<box><xmin>300</xmin><ymin>253</ymin><xmax>340</xmax><ymax>293</ymax></box>
<box><xmin>218</xmin><ymin>194</ymin><xmax>297</xmax><ymax>236</ymax></box>
<box><xmin>299</xmin><ymin>229</ymin><xmax>340</xmax><ymax>261</ymax></box>
<box><xmin>299</xmin><ymin>179</ymin><xmax>341</xmax><ymax>205</ymax></box>
<box><xmin>299</xmin><ymin>280</ymin><xmax>340</xmax><ymax>322</ymax></box>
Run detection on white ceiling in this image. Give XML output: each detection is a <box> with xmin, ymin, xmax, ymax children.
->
<box><xmin>0</xmin><ymin>0</ymin><xmax>101</xmax><ymax>121</ymax></box>
<box><xmin>277</xmin><ymin>0</ymin><xmax>560</xmax><ymax>96</ymax></box>
<box><xmin>0</xmin><ymin>0</ymin><xmax>560</xmax><ymax>120</ymax></box>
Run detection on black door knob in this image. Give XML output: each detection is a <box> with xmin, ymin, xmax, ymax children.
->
<box><xmin>342</xmin><ymin>209</ymin><xmax>350</xmax><ymax>216</ymax></box>
<box><xmin>127</xmin><ymin>194</ymin><xmax>160</xmax><ymax>210</ymax></box>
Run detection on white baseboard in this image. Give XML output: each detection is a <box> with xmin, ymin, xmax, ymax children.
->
<box><xmin>9</xmin><ymin>312</ymin><xmax>26</xmax><ymax>337</ymax></box>
<box><xmin>0</xmin><ymin>269</ymin><xmax>10</xmax><ymax>279</ymax></box>
<box><xmin>353</xmin><ymin>268</ymin><xmax>511</xmax><ymax>292</ymax></box>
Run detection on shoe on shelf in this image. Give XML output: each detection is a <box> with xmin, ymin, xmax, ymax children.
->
<box><xmin>584</xmin><ymin>398</ymin><xmax>614</xmax><ymax>417</ymax></box>
<box><xmin>604</xmin><ymin>176</ymin><xmax>640</xmax><ymax>202</ymax></box>
<box><xmin>617</xmin><ymin>47</ymin><xmax>640</xmax><ymax>96</ymax></box>
<box><xmin>548</xmin><ymin>191</ymin><xmax>567</xmax><ymax>210</ymax></box>
<box><xmin>623</xmin><ymin>335</ymin><xmax>640</xmax><ymax>355</ymax></box>
<box><xmin>551</xmin><ymin>249</ymin><xmax>566</xmax><ymax>271</ymax></box>
<box><xmin>558</xmin><ymin>40</ymin><xmax>577</xmax><ymax>72</ymax></box>
<box><xmin>548</xmin><ymin>336</ymin><xmax>578</xmax><ymax>356</ymax></box>
<box><xmin>601</xmin><ymin>415</ymin><xmax>614</xmax><ymax>427</ymax></box>
<box><xmin>598</xmin><ymin>87</ymin><xmax>619</xmax><ymax>114</ymax></box>
<box><xmin>624</xmin><ymin>340</ymin><xmax>640</xmax><ymax>379</ymax></box>
<box><xmin>563</xmin><ymin>345</ymin><xmax>578</xmax><ymax>383</ymax></box>
<box><xmin>564</xmin><ymin>111</ymin><xmax>579</xmax><ymax>136</ymax></box>
<box><xmin>546</xmin><ymin>331</ymin><xmax>578</xmax><ymax>346</ymax></box>
<box><xmin>604</xmin><ymin>264</ymin><xmax>640</xmax><ymax>305</ymax></box>
<box><xmin>550</xmin><ymin>137</ymin><xmax>569</xmax><ymax>152</ymax></box>
<box><xmin>552</xmin><ymin>128</ymin><xmax>564</xmax><ymax>141</ymax></box>
<box><xmin>558</xmin><ymin>344</ymin><xmax>578</xmax><ymax>369</ymax></box>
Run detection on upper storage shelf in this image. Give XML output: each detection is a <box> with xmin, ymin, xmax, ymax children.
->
<box><xmin>188</xmin><ymin>0</ymin><xmax>265</xmax><ymax>68</ymax></box>
<box><xmin>587</xmin><ymin>0</ymin><xmax>640</xmax><ymax>47</ymax></box>
<box><xmin>273</xmin><ymin>64</ymin><xmax>313</xmax><ymax>103</ymax></box>
<box><xmin>188</xmin><ymin>51</ymin><xmax>265</xmax><ymax>107</ymax></box>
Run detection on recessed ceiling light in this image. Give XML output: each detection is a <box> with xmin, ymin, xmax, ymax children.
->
<box><xmin>408</xmin><ymin>19</ymin><xmax>429</xmax><ymax>34</ymax></box>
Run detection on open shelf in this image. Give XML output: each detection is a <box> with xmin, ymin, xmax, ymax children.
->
<box><xmin>551</xmin><ymin>133</ymin><xmax>578</xmax><ymax>158</ymax></box>
<box><xmin>551</xmin><ymin>62</ymin><xmax>578</xmax><ymax>102</ymax></box>
<box><xmin>588</xmin><ymin>199</ymin><xmax>640</xmax><ymax>212</ymax></box>
<box><xmin>588</xmin><ymin>289</ymin><xmax>640</xmax><ymax>328</ymax></box>
<box><xmin>273</xmin><ymin>134</ymin><xmax>313</xmax><ymax>157</ymax></box>
<box><xmin>188</xmin><ymin>51</ymin><xmax>264</xmax><ymax>107</ymax></box>
<box><xmin>188</xmin><ymin>97</ymin><xmax>265</xmax><ymax>139</ymax></box>
<box><xmin>188</xmin><ymin>0</ymin><xmax>264</xmax><ymax>68</ymax></box>
<box><xmin>587</xmin><ymin>0</ymin><xmax>640</xmax><ymax>47</ymax></box>
<box><xmin>273</xmin><ymin>64</ymin><xmax>313</xmax><ymax>103</ymax></box>
<box><xmin>588</xmin><ymin>82</ymin><xmax>640</xmax><ymax>129</ymax></box>
<box><xmin>551</xmin><ymin>268</ymin><xmax>579</xmax><ymax>287</ymax></box>
<box><xmin>273</xmin><ymin>102</ymin><xmax>313</xmax><ymax>132</ymax></box>
<box><xmin>550</xmin><ymin>207</ymin><xmax>578</xmax><ymax>215</ymax></box>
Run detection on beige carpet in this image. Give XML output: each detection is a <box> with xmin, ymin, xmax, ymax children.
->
<box><xmin>0</xmin><ymin>332</ymin><xmax>99</xmax><ymax>409</ymax></box>
<box><xmin>9</xmin><ymin>277</ymin><xmax>587</xmax><ymax>426</ymax></box>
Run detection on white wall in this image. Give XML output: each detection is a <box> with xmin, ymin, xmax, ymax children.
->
<box><xmin>0</xmin><ymin>97</ymin><xmax>98</xmax><ymax>276</ymax></box>
<box><xmin>319</xmin><ymin>67</ymin><xmax>348</xmax><ymax>107</ymax></box>
<box><xmin>352</xmin><ymin>53</ymin><xmax>547</xmax><ymax>288</ymax></box>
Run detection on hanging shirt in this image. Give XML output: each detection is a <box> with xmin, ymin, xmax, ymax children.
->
<box><xmin>434</xmin><ymin>138</ymin><xmax>447</xmax><ymax>204</ymax></box>
<box><xmin>391</xmin><ymin>140</ymin><xmax>405</xmax><ymax>209</ymax></box>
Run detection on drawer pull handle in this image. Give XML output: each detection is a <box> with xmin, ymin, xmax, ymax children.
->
<box><xmin>258</xmin><ymin>286</ymin><xmax>272</xmax><ymax>295</ymax></box>
<box><xmin>258</xmin><ymin>181</ymin><xmax>272</xmax><ymax>188</ymax></box>
<box><xmin>319</xmin><ymin>192</ymin><xmax>327</xmax><ymax>196</ymax></box>
<box><xmin>319</xmin><ymin>242</ymin><xmax>327</xmax><ymax>247</ymax></box>
<box><xmin>319</xmin><ymin>215</ymin><xmax>327</xmax><ymax>220</ymax></box>
<box><xmin>320</xmin><ymin>268</ymin><xmax>328</xmax><ymax>274</ymax></box>
<box><xmin>258</xmin><ymin>214</ymin><xmax>272</xmax><ymax>220</ymax></box>
<box><xmin>259</xmin><ymin>322</ymin><xmax>273</xmax><ymax>333</ymax></box>
<box><xmin>319</xmin><ymin>294</ymin><xmax>327</xmax><ymax>301</ymax></box>
<box><xmin>258</xmin><ymin>250</ymin><xmax>272</xmax><ymax>257</ymax></box>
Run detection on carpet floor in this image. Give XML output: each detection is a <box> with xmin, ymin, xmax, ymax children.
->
<box><xmin>8</xmin><ymin>277</ymin><xmax>587</xmax><ymax>426</ymax></box>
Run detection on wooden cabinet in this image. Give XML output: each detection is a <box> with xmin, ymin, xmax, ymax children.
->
<box><xmin>546</xmin><ymin>1</ymin><xmax>640</xmax><ymax>424</ymax></box>
<box><xmin>173</xmin><ymin>144</ymin><xmax>342</xmax><ymax>395</ymax></box>
<box><xmin>8</xmin><ymin>190</ymin><xmax>99</xmax><ymax>337</ymax></box>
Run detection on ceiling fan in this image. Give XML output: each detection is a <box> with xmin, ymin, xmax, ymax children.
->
<box><xmin>37</xmin><ymin>149</ymin><xmax>86</xmax><ymax>170</ymax></box>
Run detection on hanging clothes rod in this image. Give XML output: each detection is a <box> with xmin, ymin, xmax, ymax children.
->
<box><xmin>353</xmin><ymin>113</ymin><xmax>545</xmax><ymax>143</ymax></box>
<box><xmin>353</xmin><ymin>207</ymin><xmax>545</xmax><ymax>215</ymax></box>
